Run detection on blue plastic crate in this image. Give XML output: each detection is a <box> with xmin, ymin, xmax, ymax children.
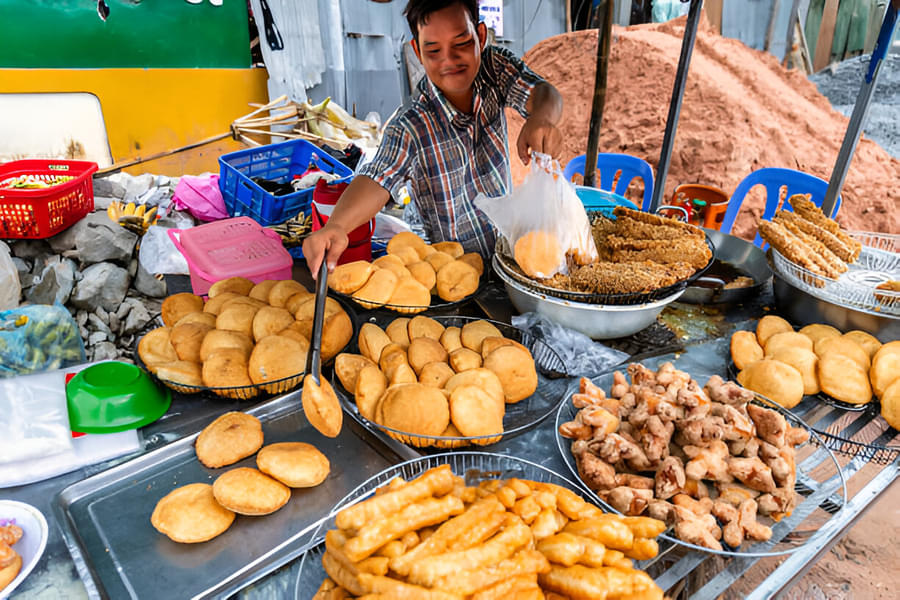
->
<box><xmin>218</xmin><ymin>138</ymin><xmax>353</xmax><ymax>226</ymax></box>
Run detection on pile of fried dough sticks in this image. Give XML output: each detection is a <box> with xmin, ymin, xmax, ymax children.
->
<box><xmin>314</xmin><ymin>464</ymin><xmax>666</xmax><ymax>599</ymax></box>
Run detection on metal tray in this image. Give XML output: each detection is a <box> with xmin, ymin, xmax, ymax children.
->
<box><xmin>53</xmin><ymin>390</ymin><xmax>403</xmax><ymax>600</ymax></box>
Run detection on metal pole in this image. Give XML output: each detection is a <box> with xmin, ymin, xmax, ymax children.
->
<box><xmin>821</xmin><ymin>4</ymin><xmax>898</xmax><ymax>217</ymax></box>
<box><xmin>765</xmin><ymin>0</ymin><xmax>781</xmax><ymax>52</ymax></box>
<box><xmin>783</xmin><ymin>0</ymin><xmax>802</xmax><ymax>64</ymax></box>
<box><xmin>583</xmin><ymin>0</ymin><xmax>614</xmax><ymax>188</ymax></box>
<box><xmin>649</xmin><ymin>0</ymin><xmax>703</xmax><ymax>213</ymax></box>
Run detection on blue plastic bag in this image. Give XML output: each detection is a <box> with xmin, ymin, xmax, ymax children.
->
<box><xmin>0</xmin><ymin>304</ymin><xmax>85</xmax><ymax>377</ymax></box>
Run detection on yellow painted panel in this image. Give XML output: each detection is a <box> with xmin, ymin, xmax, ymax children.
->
<box><xmin>0</xmin><ymin>68</ymin><xmax>269</xmax><ymax>176</ymax></box>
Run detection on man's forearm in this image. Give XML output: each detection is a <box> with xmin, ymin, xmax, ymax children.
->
<box><xmin>325</xmin><ymin>175</ymin><xmax>391</xmax><ymax>233</ymax></box>
<box><xmin>526</xmin><ymin>82</ymin><xmax>563</xmax><ymax>124</ymax></box>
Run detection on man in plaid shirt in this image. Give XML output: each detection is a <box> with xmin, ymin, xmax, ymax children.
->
<box><xmin>304</xmin><ymin>0</ymin><xmax>563</xmax><ymax>274</ymax></box>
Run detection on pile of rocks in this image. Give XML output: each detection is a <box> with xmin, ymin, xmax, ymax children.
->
<box><xmin>1</xmin><ymin>172</ymin><xmax>192</xmax><ymax>363</ymax></box>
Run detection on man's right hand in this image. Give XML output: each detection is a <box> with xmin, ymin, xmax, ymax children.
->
<box><xmin>302</xmin><ymin>224</ymin><xmax>349</xmax><ymax>279</ymax></box>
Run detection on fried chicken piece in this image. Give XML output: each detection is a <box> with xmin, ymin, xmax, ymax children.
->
<box><xmin>673</xmin><ymin>505</ymin><xmax>723</xmax><ymax>551</ymax></box>
<box><xmin>785</xmin><ymin>425</ymin><xmax>810</xmax><ymax>447</ymax></box>
<box><xmin>711</xmin><ymin>403</ymin><xmax>755</xmax><ymax>441</ymax></box>
<box><xmin>747</xmin><ymin>404</ymin><xmax>787</xmax><ymax>448</ymax></box>
<box><xmin>647</xmin><ymin>500</ymin><xmax>676</xmax><ymax>525</ymax></box>
<box><xmin>574</xmin><ymin>446</ymin><xmax>618</xmax><ymax>492</ymax></box>
<box><xmin>757</xmin><ymin>220</ymin><xmax>830</xmax><ymax>280</ymax></box>
<box><xmin>581</xmin><ymin>406</ymin><xmax>620</xmax><ymax>437</ymax></box>
<box><xmin>789</xmin><ymin>195</ymin><xmax>861</xmax><ymax>261</ymax></box>
<box><xmin>678</xmin><ymin>417</ymin><xmax>725</xmax><ymax>445</ymax></box>
<box><xmin>739</xmin><ymin>498</ymin><xmax>772</xmax><ymax>542</ymax></box>
<box><xmin>641</xmin><ymin>415</ymin><xmax>674</xmax><ymax>464</ymax></box>
<box><xmin>729</xmin><ymin>436</ymin><xmax>760</xmax><ymax>458</ymax></box>
<box><xmin>715</xmin><ymin>482</ymin><xmax>760</xmax><ymax>507</ymax></box>
<box><xmin>610</xmin><ymin>371</ymin><xmax>628</xmax><ymax>399</ymax></box>
<box><xmin>684</xmin><ymin>440</ymin><xmax>733</xmax><ymax>482</ymax></box>
<box><xmin>594</xmin><ymin>433</ymin><xmax>652</xmax><ymax>471</ymax></box>
<box><xmin>774</xmin><ymin>212</ymin><xmax>848</xmax><ymax>276</ymax></box>
<box><xmin>728</xmin><ymin>457</ymin><xmax>777</xmax><ymax>493</ymax></box>
<box><xmin>656</xmin><ymin>362</ymin><xmax>692</xmax><ymax>390</ymax></box>
<box><xmin>705</xmin><ymin>375</ymin><xmax>755</xmax><ymax>407</ymax></box>
<box><xmin>675</xmin><ymin>382</ymin><xmax>712</xmax><ymax>421</ymax></box>
<box><xmin>756</xmin><ymin>486</ymin><xmax>797</xmax><ymax>519</ymax></box>
<box><xmin>615</xmin><ymin>474</ymin><xmax>655</xmax><ymax>489</ymax></box>
<box><xmin>628</xmin><ymin>363</ymin><xmax>658</xmax><ymax>387</ymax></box>
<box><xmin>603</xmin><ymin>486</ymin><xmax>653</xmax><ymax>516</ymax></box>
<box><xmin>559</xmin><ymin>415</ymin><xmax>593</xmax><ymax>441</ymax></box>
<box><xmin>711</xmin><ymin>501</ymin><xmax>744</xmax><ymax>548</ymax></box>
<box><xmin>655</xmin><ymin>456</ymin><xmax>686</xmax><ymax>500</ymax></box>
<box><xmin>604</xmin><ymin>236</ymin><xmax>712</xmax><ymax>270</ymax></box>
<box><xmin>672</xmin><ymin>493</ymin><xmax>714</xmax><ymax>516</ymax></box>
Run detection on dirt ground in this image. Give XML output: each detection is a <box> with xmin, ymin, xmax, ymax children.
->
<box><xmin>507</xmin><ymin>18</ymin><xmax>900</xmax><ymax>239</ymax></box>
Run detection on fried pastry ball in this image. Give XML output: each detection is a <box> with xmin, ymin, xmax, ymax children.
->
<box><xmin>799</xmin><ymin>323</ymin><xmax>841</xmax><ymax>346</ymax></box>
<box><xmin>435</xmin><ymin>260</ymin><xmax>479</xmax><ymax>302</ymax></box>
<box><xmin>385</xmin><ymin>317</ymin><xmax>412</xmax><ymax>350</ymax></box>
<box><xmin>330</xmin><ymin>261</ymin><xmax>375</xmax><ymax>294</ymax></box>
<box><xmin>870</xmin><ymin>341</ymin><xmax>900</xmax><ymax>399</ymax></box>
<box><xmin>335</xmin><ymin>353</ymin><xmax>377</xmax><ymax>392</ymax></box>
<box><xmin>195</xmin><ymin>411</ymin><xmax>264</xmax><ymax>468</ymax></box>
<box><xmin>162</xmin><ymin>292</ymin><xmax>205</xmax><ymax>327</ymax></box>
<box><xmin>151</xmin><ymin>483</ymin><xmax>235</xmax><ymax>543</ymax></box>
<box><xmin>730</xmin><ymin>330</ymin><xmax>764</xmax><ymax>371</ymax></box>
<box><xmin>358</xmin><ymin>323</ymin><xmax>392</xmax><ymax>363</ymax></box>
<box><xmin>737</xmin><ymin>359</ymin><xmax>804</xmax><ymax>409</ymax></box>
<box><xmin>818</xmin><ymin>352</ymin><xmax>872</xmax><ymax>405</ymax></box>
<box><xmin>379</xmin><ymin>383</ymin><xmax>450</xmax><ymax>438</ymax></box>
<box><xmin>763</xmin><ymin>331</ymin><xmax>813</xmax><ymax>356</ymax></box>
<box><xmin>248</xmin><ymin>335</ymin><xmax>308</xmax><ymax>394</ymax></box>
<box><xmin>257</xmin><ymin>442</ymin><xmax>330</xmax><ymax>488</ymax></box>
<box><xmin>842</xmin><ymin>330</ymin><xmax>882</xmax><ymax>359</ymax></box>
<box><xmin>483</xmin><ymin>345</ymin><xmax>538</xmax><ymax>403</ymax></box>
<box><xmin>212</xmin><ymin>467</ymin><xmax>291</xmax><ymax>516</ymax></box>
<box><xmin>208</xmin><ymin>276</ymin><xmax>254</xmax><ymax>298</ymax></box>
<box><xmin>352</xmin><ymin>268</ymin><xmax>399</xmax><ymax>309</ymax></box>
<box><xmin>755</xmin><ymin>315</ymin><xmax>793</xmax><ymax>346</ymax></box>
<box><xmin>514</xmin><ymin>230</ymin><xmax>563</xmax><ymax>279</ymax></box>
<box><xmin>768</xmin><ymin>346</ymin><xmax>819</xmax><ymax>395</ymax></box>
<box><xmin>202</xmin><ymin>348</ymin><xmax>256</xmax><ymax>399</ymax></box>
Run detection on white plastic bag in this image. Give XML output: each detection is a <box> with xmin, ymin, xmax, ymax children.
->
<box><xmin>476</xmin><ymin>152</ymin><xmax>597</xmax><ymax>279</ymax></box>
<box><xmin>0</xmin><ymin>370</ymin><xmax>73</xmax><ymax>465</ymax></box>
<box><xmin>139</xmin><ymin>225</ymin><xmax>190</xmax><ymax>275</ymax></box>
<box><xmin>0</xmin><ymin>242</ymin><xmax>20</xmax><ymax>310</ymax></box>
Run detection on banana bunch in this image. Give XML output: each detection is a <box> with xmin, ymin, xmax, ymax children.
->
<box><xmin>107</xmin><ymin>201</ymin><xmax>158</xmax><ymax>234</ymax></box>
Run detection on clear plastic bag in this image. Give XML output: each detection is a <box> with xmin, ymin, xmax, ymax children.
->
<box><xmin>476</xmin><ymin>152</ymin><xmax>597</xmax><ymax>278</ymax></box>
<box><xmin>139</xmin><ymin>224</ymin><xmax>190</xmax><ymax>275</ymax></box>
<box><xmin>0</xmin><ymin>304</ymin><xmax>86</xmax><ymax>377</ymax></box>
<box><xmin>0</xmin><ymin>369</ymin><xmax>73</xmax><ymax>465</ymax></box>
<box><xmin>0</xmin><ymin>242</ymin><xmax>20</xmax><ymax>310</ymax></box>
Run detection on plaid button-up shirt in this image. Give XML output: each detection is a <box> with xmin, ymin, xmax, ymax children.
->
<box><xmin>358</xmin><ymin>45</ymin><xmax>543</xmax><ymax>257</ymax></box>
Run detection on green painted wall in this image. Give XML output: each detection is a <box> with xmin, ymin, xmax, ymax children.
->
<box><xmin>0</xmin><ymin>0</ymin><xmax>251</xmax><ymax>68</ymax></box>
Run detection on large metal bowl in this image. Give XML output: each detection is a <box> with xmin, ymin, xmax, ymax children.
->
<box><xmin>492</xmin><ymin>255</ymin><xmax>684</xmax><ymax>339</ymax></box>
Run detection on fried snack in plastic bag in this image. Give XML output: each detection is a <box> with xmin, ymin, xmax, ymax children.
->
<box><xmin>476</xmin><ymin>153</ymin><xmax>598</xmax><ymax>279</ymax></box>
<box><xmin>0</xmin><ymin>304</ymin><xmax>85</xmax><ymax>377</ymax></box>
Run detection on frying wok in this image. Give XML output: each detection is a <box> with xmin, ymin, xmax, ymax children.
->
<box><xmin>680</xmin><ymin>228</ymin><xmax>771</xmax><ymax>304</ymax></box>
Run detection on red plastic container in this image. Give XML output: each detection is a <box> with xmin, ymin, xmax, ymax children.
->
<box><xmin>167</xmin><ymin>217</ymin><xmax>293</xmax><ymax>296</ymax></box>
<box><xmin>0</xmin><ymin>159</ymin><xmax>98</xmax><ymax>239</ymax></box>
<box><xmin>310</xmin><ymin>180</ymin><xmax>375</xmax><ymax>265</ymax></box>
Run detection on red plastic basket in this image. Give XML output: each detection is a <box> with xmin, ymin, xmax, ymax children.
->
<box><xmin>0</xmin><ymin>159</ymin><xmax>98</xmax><ymax>239</ymax></box>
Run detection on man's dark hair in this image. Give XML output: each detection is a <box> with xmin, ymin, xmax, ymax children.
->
<box><xmin>404</xmin><ymin>0</ymin><xmax>479</xmax><ymax>43</ymax></box>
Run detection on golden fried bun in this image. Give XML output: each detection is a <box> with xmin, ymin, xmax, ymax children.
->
<box><xmin>870</xmin><ymin>342</ymin><xmax>900</xmax><ymax>398</ymax></box>
<box><xmin>212</xmin><ymin>467</ymin><xmax>291</xmax><ymax>516</ymax></box>
<box><xmin>138</xmin><ymin>327</ymin><xmax>178</xmax><ymax>372</ymax></box>
<box><xmin>458</xmin><ymin>252</ymin><xmax>484</xmax><ymax>277</ymax></box>
<box><xmin>354</xmin><ymin>364</ymin><xmax>387</xmax><ymax>421</ymax></box>
<box><xmin>248</xmin><ymin>279</ymin><xmax>279</xmax><ymax>302</ymax></box>
<box><xmin>388</xmin><ymin>362</ymin><xmax>418</xmax><ymax>385</ymax></box>
<box><xmin>199</xmin><ymin>329</ymin><xmax>254</xmax><ymax>362</ymax></box>
<box><xmin>818</xmin><ymin>353</ymin><xmax>872</xmax><ymax>405</ymax></box>
<box><xmin>335</xmin><ymin>353</ymin><xmax>377</xmax><ymax>392</ymax></box>
<box><xmin>174</xmin><ymin>311</ymin><xmax>217</xmax><ymax>329</ymax></box>
<box><xmin>379</xmin><ymin>383</ymin><xmax>449</xmax><ymax>437</ymax></box>
<box><xmin>252</xmin><ymin>306</ymin><xmax>295</xmax><ymax>342</ymax></box>
<box><xmin>424</xmin><ymin>251</ymin><xmax>454</xmax><ymax>273</ymax></box>
<box><xmin>257</xmin><ymin>442</ymin><xmax>330</xmax><ymax>488</ymax></box>
<box><xmin>435</xmin><ymin>260</ymin><xmax>479</xmax><ymax>302</ymax></box>
<box><xmin>480</xmin><ymin>336</ymin><xmax>530</xmax><ymax>358</ymax></box>
<box><xmin>358</xmin><ymin>323</ymin><xmax>392</xmax><ymax>363</ymax></box>
<box><xmin>460</xmin><ymin>320</ymin><xmax>504</xmax><ymax>354</ymax></box>
<box><xmin>373</xmin><ymin>254</ymin><xmax>411</xmax><ymax>279</ymax></box>
<box><xmin>156</xmin><ymin>360</ymin><xmax>204</xmax><ymax>393</ymax></box>
<box><xmin>330</xmin><ymin>260</ymin><xmax>375</xmax><ymax>295</ymax></box>
<box><xmin>202</xmin><ymin>349</ymin><xmax>255</xmax><ymax>398</ymax></box>
<box><xmin>408</xmin><ymin>337</ymin><xmax>449</xmax><ymax>375</ymax></box>
<box><xmin>352</xmin><ymin>268</ymin><xmax>399</xmax><ymax>309</ymax></box>
<box><xmin>432</xmin><ymin>241</ymin><xmax>464</xmax><ymax>259</ymax></box>
<box><xmin>842</xmin><ymin>330</ymin><xmax>882</xmax><ymax>359</ymax></box>
<box><xmin>514</xmin><ymin>231</ymin><xmax>563</xmax><ymax>279</ymax></box>
<box><xmin>195</xmin><ymin>411</ymin><xmax>264</xmax><ymax>468</ymax></box>
<box><xmin>879</xmin><ymin>378</ymin><xmax>900</xmax><ymax>430</ymax></box>
<box><xmin>408</xmin><ymin>315</ymin><xmax>445</xmax><ymax>341</ymax></box>
<box><xmin>755</xmin><ymin>315</ymin><xmax>793</xmax><ymax>346</ymax></box>
<box><xmin>388</xmin><ymin>277</ymin><xmax>432</xmax><ymax>313</ymax></box>
<box><xmin>209</xmin><ymin>276</ymin><xmax>254</xmax><ymax>298</ymax></box>
<box><xmin>202</xmin><ymin>292</ymin><xmax>240</xmax><ymax>316</ymax></box>
<box><xmin>416</xmin><ymin>244</ymin><xmax>437</xmax><ymax>260</ymax></box>
<box><xmin>378</xmin><ymin>343</ymin><xmax>409</xmax><ymax>379</ymax></box>
<box><xmin>763</xmin><ymin>331</ymin><xmax>813</xmax><ymax>356</ymax></box>
<box><xmin>162</xmin><ymin>292</ymin><xmax>205</xmax><ymax>327</ymax></box>
<box><xmin>301</xmin><ymin>375</ymin><xmax>342</xmax><ymax>438</ymax></box>
<box><xmin>737</xmin><ymin>359</ymin><xmax>804</xmax><ymax>409</ymax></box>
<box><xmin>407</xmin><ymin>261</ymin><xmax>437</xmax><ymax>292</ymax></box>
<box><xmin>151</xmin><ymin>483</ymin><xmax>235</xmax><ymax>543</ymax></box>
<box><xmin>483</xmin><ymin>345</ymin><xmax>539</xmax><ymax>403</ymax></box>
<box><xmin>799</xmin><ymin>323</ymin><xmax>842</xmax><ymax>346</ymax></box>
<box><xmin>170</xmin><ymin>321</ymin><xmax>214</xmax><ymax>363</ymax></box>
<box><xmin>276</xmin><ymin>321</ymin><xmax>312</xmax><ymax>349</ymax></box>
<box><xmin>450</xmin><ymin>385</ymin><xmax>504</xmax><ymax>439</ymax></box>
<box><xmin>390</xmin><ymin>245</ymin><xmax>421</xmax><ymax>266</ymax></box>
<box><xmin>385</xmin><ymin>317</ymin><xmax>411</xmax><ymax>350</ymax></box>
<box><xmin>769</xmin><ymin>347</ymin><xmax>819</xmax><ymax>395</ymax></box>
<box><xmin>293</xmin><ymin>301</ymin><xmax>353</xmax><ymax>362</ymax></box>
<box><xmin>293</xmin><ymin>296</ymin><xmax>344</xmax><ymax>322</ymax></box>
<box><xmin>730</xmin><ymin>330</ymin><xmax>764</xmax><ymax>371</ymax></box>
<box><xmin>433</xmin><ymin>423</ymin><xmax>469</xmax><ymax>449</ymax></box>
<box><xmin>418</xmin><ymin>361</ymin><xmax>456</xmax><ymax>388</ymax></box>
<box><xmin>449</xmin><ymin>347</ymin><xmax>482</xmax><ymax>372</ymax></box>
<box><xmin>386</xmin><ymin>231</ymin><xmax>427</xmax><ymax>255</ymax></box>
<box><xmin>267</xmin><ymin>280</ymin><xmax>310</xmax><ymax>308</ymax></box>
<box><xmin>216</xmin><ymin>304</ymin><xmax>259</xmax><ymax>339</ymax></box>
<box><xmin>248</xmin><ymin>335</ymin><xmax>308</xmax><ymax>393</ymax></box>
<box><xmin>439</xmin><ymin>326</ymin><xmax>463</xmax><ymax>353</ymax></box>
<box><xmin>814</xmin><ymin>336</ymin><xmax>870</xmax><ymax>370</ymax></box>
<box><xmin>445</xmin><ymin>369</ymin><xmax>505</xmax><ymax>410</ymax></box>
<box><xmin>282</xmin><ymin>291</ymin><xmax>312</xmax><ymax>316</ymax></box>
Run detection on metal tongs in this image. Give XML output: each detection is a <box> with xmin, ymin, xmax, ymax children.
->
<box><xmin>301</xmin><ymin>261</ymin><xmax>342</xmax><ymax>437</ymax></box>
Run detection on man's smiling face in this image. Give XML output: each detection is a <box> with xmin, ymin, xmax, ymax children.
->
<box><xmin>413</xmin><ymin>3</ymin><xmax>487</xmax><ymax>106</ymax></box>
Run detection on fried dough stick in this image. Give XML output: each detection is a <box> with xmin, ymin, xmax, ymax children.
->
<box><xmin>613</xmin><ymin>206</ymin><xmax>700</xmax><ymax>235</ymax></box>
<box><xmin>774</xmin><ymin>210</ymin><xmax>854</xmax><ymax>266</ymax></box>
<box><xmin>604</xmin><ymin>236</ymin><xmax>712</xmax><ymax>270</ymax></box>
<box><xmin>612</xmin><ymin>215</ymin><xmax>696</xmax><ymax>241</ymax></box>
<box><xmin>772</xmin><ymin>213</ymin><xmax>847</xmax><ymax>277</ymax></box>
<box><xmin>789</xmin><ymin>196</ymin><xmax>861</xmax><ymax>261</ymax></box>
<box><xmin>757</xmin><ymin>221</ymin><xmax>831</xmax><ymax>279</ymax></box>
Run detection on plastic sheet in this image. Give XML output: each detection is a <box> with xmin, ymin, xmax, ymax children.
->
<box><xmin>0</xmin><ymin>242</ymin><xmax>20</xmax><ymax>310</ymax></box>
<box><xmin>511</xmin><ymin>311</ymin><xmax>629</xmax><ymax>376</ymax></box>
<box><xmin>0</xmin><ymin>369</ymin><xmax>72</xmax><ymax>465</ymax></box>
<box><xmin>0</xmin><ymin>304</ymin><xmax>85</xmax><ymax>377</ymax></box>
<box><xmin>138</xmin><ymin>224</ymin><xmax>190</xmax><ymax>275</ymax></box>
<box><xmin>476</xmin><ymin>152</ymin><xmax>597</xmax><ymax>278</ymax></box>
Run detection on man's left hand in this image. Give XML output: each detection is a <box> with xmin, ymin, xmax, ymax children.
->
<box><xmin>517</xmin><ymin>116</ymin><xmax>563</xmax><ymax>165</ymax></box>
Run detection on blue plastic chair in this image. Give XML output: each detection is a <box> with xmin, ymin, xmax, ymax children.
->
<box><xmin>720</xmin><ymin>167</ymin><xmax>842</xmax><ymax>247</ymax></box>
<box><xmin>563</xmin><ymin>153</ymin><xmax>654</xmax><ymax>212</ymax></box>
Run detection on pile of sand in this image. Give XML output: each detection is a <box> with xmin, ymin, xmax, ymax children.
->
<box><xmin>507</xmin><ymin>17</ymin><xmax>899</xmax><ymax>239</ymax></box>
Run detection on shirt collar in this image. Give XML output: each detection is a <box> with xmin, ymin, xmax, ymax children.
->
<box><xmin>419</xmin><ymin>67</ymin><xmax>484</xmax><ymax>127</ymax></box>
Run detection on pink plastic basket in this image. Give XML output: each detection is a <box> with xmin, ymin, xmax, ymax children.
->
<box><xmin>167</xmin><ymin>217</ymin><xmax>293</xmax><ymax>296</ymax></box>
